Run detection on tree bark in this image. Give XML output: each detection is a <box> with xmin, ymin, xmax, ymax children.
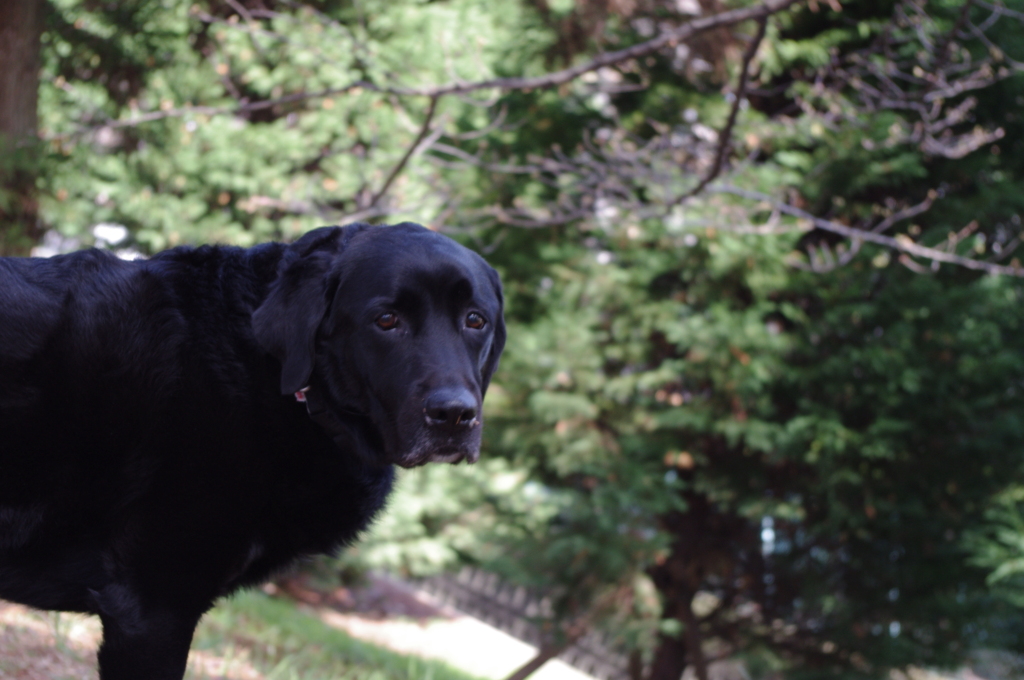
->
<box><xmin>502</xmin><ymin>641</ymin><xmax>575</xmax><ymax>680</ymax></box>
<box><xmin>628</xmin><ymin>649</ymin><xmax>645</xmax><ymax>680</ymax></box>
<box><xmin>679</xmin><ymin>594</ymin><xmax>709</xmax><ymax>680</ymax></box>
<box><xmin>648</xmin><ymin>628</ymin><xmax>689</xmax><ymax>680</ymax></box>
<box><xmin>502</xmin><ymin>619</ymin><xmax>590</xmax><ymax>680</ymax></box>
<box><xmin>0</xmin><ymin>0</ymin><xmax>44</xmax><ymax>254</ymax></box>
<box><xmin>647</xmin><ymin>599</ymin><xmax>709</xmax><ymax>680</ymax></box>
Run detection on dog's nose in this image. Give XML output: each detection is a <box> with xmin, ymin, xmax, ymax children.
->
<box><xmin>424</xmin><ymin>387</ymin><xmax>478</xmax><ymax>428</ymax></box>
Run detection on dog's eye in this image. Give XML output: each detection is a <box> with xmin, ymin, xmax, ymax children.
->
<box><xmin>375</xmin><ymin>313</ymin><xmax>399</xmax><ymax>330</ymax></box>
<box><xmin>465</xmin><ymin>312</ymin><xmax>486</xmax><ymax>329</ymax></box>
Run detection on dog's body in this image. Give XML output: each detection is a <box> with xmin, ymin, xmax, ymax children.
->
<box><xmin>0</xmin><ymin>222</ymin><xmax>505</xmax><ymax>679</ymax></box>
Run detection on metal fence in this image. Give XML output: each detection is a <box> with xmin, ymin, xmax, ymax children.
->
<box><xmin>417</xmin><ymin>567</ymin><xmax>630</xmax><ymax>680</ymax></box>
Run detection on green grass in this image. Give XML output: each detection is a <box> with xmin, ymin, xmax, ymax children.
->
<box><xmin>189</xmin><ymin>590</ymin><xmax>488</xmax><ymax>680</ymax></box>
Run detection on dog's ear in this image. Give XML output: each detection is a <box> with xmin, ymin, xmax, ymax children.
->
<box><xmin>253</xmin><ymin>251</ymin><xmax>331</xmax><ymax>395</ymax></box>
<box><xmin>480</xmin><ymin>265</ymin><xmax>506</xmax><ymax>393</ymax></box>
<box><xmin>253</xmin><ymin>224</ymin><xmax>372</xmax><ymax>395</ymax></box>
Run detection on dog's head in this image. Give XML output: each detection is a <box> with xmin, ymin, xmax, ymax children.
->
<box><xmin>252</xmin><ymin>223</ymin><xmax>505</xmax><ymax>468</ymax></box>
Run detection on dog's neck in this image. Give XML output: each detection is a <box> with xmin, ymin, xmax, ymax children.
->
<box><xmin>297</xmin><ymin>384</ymin><xmax>347</xmax><ymax>447</ymax></box>
<box><xmin>296</xmin><ymin>381</ymin><xmax>387</xmax><ymax>468</ymax></box>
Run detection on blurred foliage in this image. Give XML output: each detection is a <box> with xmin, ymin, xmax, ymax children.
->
<box><xmin>477</xmin><ymin>225</ymin><xmax>1024</xmax><ymax>676</ymax></box>
<box><xmin>967</xmin><ymin>486</ymin><xmax>1024</xmax><ymax>609</ymax></box>
<box><xmin>36</xmin><ymin>0</ymin><xmax>537</xmax><ymax>249</ymax></box>
<box><xmin>14</xmin><ymin>0</ymin><xmax>1024</xmax><ymax>678</ymax></box>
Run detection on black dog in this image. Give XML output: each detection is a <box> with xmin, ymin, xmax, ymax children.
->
<box><xmin>0</xmin><ymin>222</ymin><xmax>505</xmax><ymax>679</ymax></box>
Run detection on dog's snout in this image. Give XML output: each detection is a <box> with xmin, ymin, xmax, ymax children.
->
<box><xmin>424</xmin><ymin>387</ymin><xmax>478</xmax><ymax>428</ymax></box>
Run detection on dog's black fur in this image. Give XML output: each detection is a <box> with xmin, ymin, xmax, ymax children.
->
<box><xmin>0</xmin><ymin>222</ymin><xmax>505</xmax><ymax>679</ymax></box>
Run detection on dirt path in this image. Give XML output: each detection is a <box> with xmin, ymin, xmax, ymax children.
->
<box><xmin>2</xmin><ymin>593</ymin><xmax>1019</xmax><ymax>680</ymax></box>
<box><xmin>0</xmin><ymin>575</ymin><xmax>593</xmax><ymax>680</ymax></box>
<box><xmin>0</xmin><ymin>600</ymin><xmax>259</xmax><ymax>680</ymax></box>
<box><xmin>0</xmin><ymin>600</ymin><xmax>98</xmax><ymax>680</ymax></box>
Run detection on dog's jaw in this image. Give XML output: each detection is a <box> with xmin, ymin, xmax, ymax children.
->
<box><xmin>304</xmin><ymin>375</ymin><xmax>483</xmax><ymax>468</ymax></box>
<box><xmin>391</xmin><ymin>423</ymin><xmax>483</xmax><ymax>468</ymax></box>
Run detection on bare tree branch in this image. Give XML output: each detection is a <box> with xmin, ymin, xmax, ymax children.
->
<box><xmin>379</xmin><ymin>0</ymin><xmax>801</xmax><ymax>98</ymax></box>
<box><xmin>975</xmin><ymin>0</ymin><xmax>1024</xmax><ymax>22</ymax></box>
<box><xmin>871</xmin><ymin>193</ymin><xmax>936</xmax><ymax>233</ymax></box>
<box><xmin>676</xmin><ymin>16</ymin><xmax>768</xmax><ymax>202</ymax></box>
<box><xmin>478</xmin><ymin>205</ymin><xmax>592</xmax><ymax>228</ymax></box>
<box><xmin>49</xmin><ymin>81</ymin><xmax>370</xmax><ymax>140</ymax></box>
<box><xmin>223</xmin><ymin>0</ymin><xmax>272</xmax><ymax>59</ymax></box>
<box><xmin>428</xmin><ymin>142</ymin><xmax>543</xmax><ymax>174</ymax></box>
<box><xmin>796</xmin><ymin>0</ymin><xmax>1021</xmax><ymax>159</ymax></box>
<box><xmin>366</xmin><ymin>96</ymin><xmax>440</xmax><ymax>210</ymax></box>
<box><xmin>448</xmin><ymin>105</ymin><xmax>509</xmax><ymax>140</ymax></box>
<box><xmin>49</xmin><ymin>0</ymin><xmax>802</xmax><ymax>141</ymax></box>
<box><xmin>714</xmin><ymin>185</ymin><xmax>1024</xmax><ymax>276</ymax></box>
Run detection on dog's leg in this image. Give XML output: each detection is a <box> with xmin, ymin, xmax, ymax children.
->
<box><xmin>92</xmin><ymin>583</ymin><xmax>201</xmax><ymax>680</ymax></box>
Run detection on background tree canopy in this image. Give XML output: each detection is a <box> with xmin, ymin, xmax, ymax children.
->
<box><xmin>3</xmin><ymin>0</ymin><xmax>1024</xmax><ymax>678</ymax></box>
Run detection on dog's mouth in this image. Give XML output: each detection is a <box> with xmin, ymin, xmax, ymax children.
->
<box><xmin>302</xmin><ymin>383</ymin><xmax>482</xmax><ymax>468</ymax></box>
<box><xmin>389</xmin><ymin>425</ymin><xmax>482</xmax><ymax>468</ymax></box>
<box><xmin>394</xmin><ymin>446</ymin><xmax>480</xmax><ymax>469</ymax></box>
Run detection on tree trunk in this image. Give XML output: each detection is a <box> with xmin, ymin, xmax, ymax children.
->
<box><xmin>502</xmin><ymin>641</ymin><xmax>574</xmax><ymax>680</ymax></box>
<box><xmin>648</xmin><ymin>592</ymin><xmax>710</xmax><ymax>680</ymax></box>
<box><xmin>0</xmin><ymin>0</ymin><xmax>44</xmax><ymax>254</ymax></box>
<box><xmin>502</xmin><ymin>619</ymin><xmax>590</xmax><ymax>680</ymax></box>
<box><xmin>648</xmin><ymin>629</ymin><xmax>689</xmax><ymax>680</ymax></box>
<box><xmin>628</xmin><ymin>649</ymin><xmax>645</xmax><ymax>680</ymax></box>
<box><xmin>679</xmin><ymin>595</ymin><xmax>709</xmax><ymax>680</ymax></box>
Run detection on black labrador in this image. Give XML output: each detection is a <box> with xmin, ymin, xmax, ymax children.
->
<box><xmin>0</xmin><ymin>222</ymin><xmax>505</xmax><ymax>679</ymax></box>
